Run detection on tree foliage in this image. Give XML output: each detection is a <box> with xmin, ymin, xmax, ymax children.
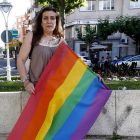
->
<box><xmin>97</xmin><ymin>14</ymin><xmax>140</xmax><ymax>54</ymax></box>
<box><xmin>9</xmin><ymin>47</ymin><xmax>15</xmax><ymax>54</ymax></box>
<box><xmin>0</xmin><ymin>47</ymin><xmax>3</xmax><ymax>54</ymax></box>
<box><xmin>75</xmin><ymin>24</ymin><xmax>97</xmax><ymax>44</ymax></box>
<box><xmin>75</xmin><ymin>23</ymin><xmax>97</xmax><ymax>57</ymax></box>
<box><xmin>97</xmin><ymin>16</ymin><xmax>118</xmax><ymax>41</ymax></box>
<box><xmin>35</xmin><ymin>0</ymin><xmax>85</xmax><ymax>27</ymax></box>
<box><xmin>17</xmin><ymin>41</ymin><xmax>22</xmax><ymax>53</ymax></box>
<box><xmin>115</xmin><ymin>15</ymin><xmax>140</xmax><ymax>42</ymax></box>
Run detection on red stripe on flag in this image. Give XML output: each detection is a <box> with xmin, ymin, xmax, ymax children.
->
<box><xmin>7</xmin><ymin>42</ymin><xmax>70</xmax><ymax>140</ymax></box>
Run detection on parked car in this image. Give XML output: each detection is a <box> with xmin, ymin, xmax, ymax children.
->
<box><xmin>78</xmin><ymin>55</ymin><xmax>92</xmax><ymax>67</ymax></box>
<box><xmin>112</xmin><ymin>55</ymin><xmax>136</xmax><ymax>65</ymax></box>
<box><xmin>117</xmin><ymin>55</ymin><xmax>140</xmax><ymax>69</ymax></box>
<box><xmin>0</xmin><ymin>54</ymin><xmax>4</xmax><ymax>59</ymax></box>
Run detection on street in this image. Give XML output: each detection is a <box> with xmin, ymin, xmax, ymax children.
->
<box><xmin>0</xmin><ymin>58</ymin><xmax>19</xmax><ymax>76</ymax></box>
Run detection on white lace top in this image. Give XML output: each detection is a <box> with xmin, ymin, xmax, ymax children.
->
<box><xmin>38</xmin><ymin>37</ymin><xmax>65</xmax><ymax>47</ymax></box>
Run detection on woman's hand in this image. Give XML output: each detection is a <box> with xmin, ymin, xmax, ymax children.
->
<box><xmin>24</xmin><ymin>80</ymin><xmax>35</xmax><ymax>94</ymax></box>
<box><xmin>96</xmin><ymin>74</ymin><xmax>105</xmax><ymax>84</ymax></box>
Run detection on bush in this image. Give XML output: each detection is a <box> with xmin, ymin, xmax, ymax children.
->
<box><xmin>0</xmin><ymin>81</ymin><xmax>25</xmax><ymax>91</ymax></box>
<box><xmin>0</xmin><ymin>76</ymin><xmax>21</xmax><ymax>81</ymax></box>
<box><xmin>92</xmin><ymin>62</ymin><xmax>139</xmax><ymax>77</ymax></box>
<box><xmin>0</xmin><ymin>76</ymin><xmax>7</xmax><ymax>81</ymax></box>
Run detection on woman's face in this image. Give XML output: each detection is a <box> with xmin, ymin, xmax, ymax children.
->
<box><xmin>41</xmin><ymin>10</ymin><xmax>56</xmax><ymax>34</ymax></box>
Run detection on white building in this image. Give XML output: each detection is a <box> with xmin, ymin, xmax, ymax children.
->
<box><xmin>65</xmin><ymin>0</ymin><xmax>140</xmax><ymax>60</ymax></box>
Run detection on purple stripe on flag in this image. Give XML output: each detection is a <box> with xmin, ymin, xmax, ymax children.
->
<box><xmin>68</xmin><ymin>85</ymin><xmax>112</xmax><ymax>140</ymax></box>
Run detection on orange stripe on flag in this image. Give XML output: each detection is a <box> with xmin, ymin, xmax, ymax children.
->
<box><xmin>20</xmin><ymin>50</ymin><xmax>78</xmax><ymax>140</ymax></box>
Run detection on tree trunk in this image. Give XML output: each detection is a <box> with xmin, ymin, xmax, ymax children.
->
<box><xmin>136</xmin><ymin>41</ymin><xmax>139</xmax><ymax>55</ymax></box>
<box><xmin>87</xmin><ymin>43</ymin><xmax>90</xmax><ymax>58</ymax></box>
<box><xmin>57</xmin><ymin>0</ymin><xmax>65</xmax><ymax>28</ymax></box>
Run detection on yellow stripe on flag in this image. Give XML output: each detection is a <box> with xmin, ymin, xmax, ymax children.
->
<box><xmin>35</xmin><ymin>59</ymin><xmax>88</xmax><ymax>140</ymax></box>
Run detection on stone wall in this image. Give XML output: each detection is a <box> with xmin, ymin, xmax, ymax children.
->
<box><xmin>0</xmin><ymin>90</ymin><xmax>140</xmax><ymax>140</ymax></box>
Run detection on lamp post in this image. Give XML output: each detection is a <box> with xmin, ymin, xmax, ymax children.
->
<box><xmin>0</xmin><ymin>0</ymin><xmax>13</xmax><ymax>81</ymax></box>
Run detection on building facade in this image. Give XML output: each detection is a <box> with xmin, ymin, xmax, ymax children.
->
<box><xmin>15</xmin><ymin>0</ymin><xmax>40</xmax><ymax>42</ymax></box>
<box><xmin>16</xmin><ymin>13</ymin><xmax>31</xmax><ymax>42</ymax></box>
<box><xmin>27</xmin><ymin>0</ymin><xmax>41</xmax><ymax>30</ymax></box>
<box><xmin>65</xmin><ymin>0</ymin><xmax>140</xmax><ymax>61</ymax></box>
<box><xmin>16</xmin><ymin>15</ymin><xmax>26</xmax><ymax>42</ymax></box>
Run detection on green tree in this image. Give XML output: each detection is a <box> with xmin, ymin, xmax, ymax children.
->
<box><xmin>17</xmin><ymin>41</ymin><xmax>22</xmax><ymax>53</ymax></box>
<box><xmin>97</xmin><ymin>15</ymin><xmax>140</xmax><ymax>54</ymax></box>
<box><xmin>35</xmin><ymin>0</ymin><xmax>85</xmax><ymax>28</ymax></box>
<box><xmin>9</xmin><ymin>47</ymin><xmax>15</xmax><ymax>54</ymax></box>
<box><xmin>115</xmin><ymin>15</ymin><xmax>140</xmax><ymax>54</ymax></box>
<box><xmin>0</xmin><ymin>47</ymin><xmax>3</xmax><ymax>54</ymax></box>
<box><xmin>75</xmin><ymin>23</ymin><xmax>97</xmax><ymax>58</ymax></box>
<box><xmin>97</xmin><ymin>16</ymin><xmax>118</xmax><ymax>41</ymax></box>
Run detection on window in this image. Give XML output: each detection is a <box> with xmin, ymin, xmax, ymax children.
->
<box><xmin>123</xmin><ymin>56</ymin><xmax>134</xmax><ymax>61</ymax></box>
<box><xmin>81</xmin><ymin>25</ymin><xmax>86</xmax><ymax>36</ymax></box>
<box><xmin>79</xmin><ymin>24</ymin><xmax>96</xmax><ymax>36</ymax></box>
<box><xmin>80</xmin><ymin>1</ymin><xmax>95</xmax><ymax>11</ymax></box>
<box><xmin>72</xmin><ymin>26</ymin><xmax>74</xmax><ymax>37</ymax></box>
<box><xmin>90</xmin><ymin>25</ymin><xmax>96</xmax><ymax>30</ymax></box>
<box><xmin>69</xmin><ymin>32</ymin><xmax>71</xmax><ymax>38</ymax></box>
<box><xmin>99</xmin><ymin>0</ymin><xmax>114</xmax><ymax>10</ymax></box>
<box><xmin>132</xmin><ymin>56</ymin><xmax>140</xmax><ymax>61</ymax></box>
<box><xmin>130</xmin><ymin>0</ymin><xmax>140</xmax><ymax>9</ymax></box>
<box><xmin>18</xmin><ymin>24</ymin><xmax>21</xmax><ymax>28</ymax></box>
<box><xmin>18</xmin><ymin>18</ymin><xmax>21</xmax><ymax>22</ymax></box>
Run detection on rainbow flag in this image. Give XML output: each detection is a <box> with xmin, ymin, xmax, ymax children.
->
<box><xmin>7</xmin><ymin>42</ymin><xmax>112</xmax><ymax>140</ymax></box>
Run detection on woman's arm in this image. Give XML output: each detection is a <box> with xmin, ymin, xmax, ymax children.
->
<box><xmin>17</xmin><ymin>32</ymin><xmax>35</xmax><ymax>94</ymax></box>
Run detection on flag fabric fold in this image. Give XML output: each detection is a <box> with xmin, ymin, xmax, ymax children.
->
<box><xmin>7</xmin><ymin>42</ymin><xmax>112</xmax><ymax>140</ymax></box>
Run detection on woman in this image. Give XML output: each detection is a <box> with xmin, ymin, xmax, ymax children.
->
<box><xmin>17</xmin><ymin>6</ymin><xmax>104</xmax><ymax>94</ymax></box>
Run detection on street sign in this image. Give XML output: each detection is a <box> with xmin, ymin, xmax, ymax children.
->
<box><xmin>5</xmin><ymin>43</ymin><xmax>19</xmax><ymax>47</ymax></box>
<box><xmin>1</xmin><ymin>30</ymin><xmax>13</xmax><ymax>43</ymax></box>
<box><xmin>11</xmin><ymin>40</ymin><xmax>15</xmax><ymax>42</ymax></box>
<box><xmin>8</xmin><ymin>30</ymin><xmax>19</xmax><ymax>39</ymax></box>
<box><xmin>4</xmin><ymin>30</ymin><xmax>19</xmax><ymax>47</ymax></box>
<box><xmin>11</xmin><ymin>39</ymin><xmax>19</xmax><ymax>42</ymax></box>
<box><xmin>9</xmin><ymin>30</ymin><xmax>18</xmax><ymax>35</ymax></box>
<box><xmin>12</xmin><ymin>35</ymin><xmax>19</xmax><ymax>39</ymax></box>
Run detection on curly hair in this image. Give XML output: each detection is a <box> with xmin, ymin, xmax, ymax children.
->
<box><xmin>32</xmin><ymin>6</ymin><xmax>64</xmax><ymax>46</ymax></box>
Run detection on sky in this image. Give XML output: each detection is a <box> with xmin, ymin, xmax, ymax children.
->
<box><xmin>0</xmin><ymin>0</ymin><xmax>30</xmax><ymax>48</ymax></box>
